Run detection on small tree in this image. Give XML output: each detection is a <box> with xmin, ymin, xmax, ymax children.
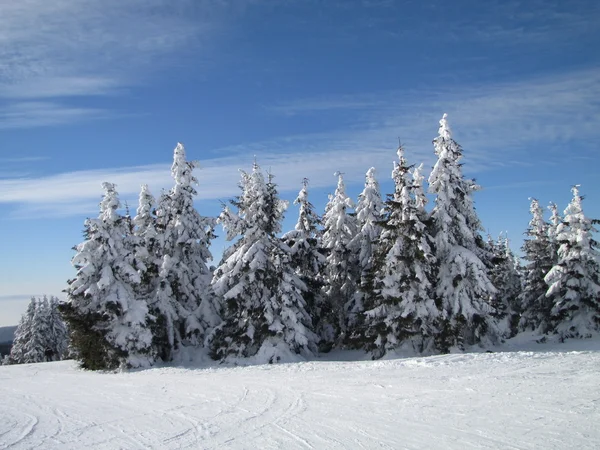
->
<box><xmin>488</xmin><ymin>234</ymin><xmax>523</xmax><ymax>337</ymax></box>
<box><xmin>9</xmin><ymin>296</ymin><xmax>69</xmax><ymax>364</ymax></box>
<box><xmin>518</xmin><ymin>198</ymin><xmax>555</xmax><ymax>334</ymax></box>
<box><xmin>545</xmin><ymin>185</ymin><xmax>600</xmax><ymax>339</ymax></box>
<box><xmin>9</xmin><ymin>298</ymin><xmax>42</xmax><ymax>364</ymax></box>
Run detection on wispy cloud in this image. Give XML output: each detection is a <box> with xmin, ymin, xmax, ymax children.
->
<box><xmin>0</xmin><ymin>147</ymin><xmax>407</xmax><ymax>218</ymax></box>
<box><xmin>0</xmin><ymin>101</ymin><xmax>108</xmax><ymax>129</ymax></box>
<box><xmin>0</xmin><ymin>156</ymin><xmax>49</xmax><ymax>163</ymax></box>
<box><xmin>269</xmin><ymin>66</ymin><xmax>600</xmax><ymax>161</ymax></box>
<box><xmin>0</xmin><ymin>0</ymin><xmax>232</xmax><ymax>128</ymax></box>
<box><xmin>2</xmin><ymin>66</ymin><xmax>599</xmax><ymax>218</ymax></box>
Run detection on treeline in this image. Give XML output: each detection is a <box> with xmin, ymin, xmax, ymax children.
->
<box><xmin>48</xmin><ymin>114</ymin><xmax>600</xmax><ymax>370</ymax></box>
<box><xmin>1</xmin><ymin>296</ymin><xmax>69</xmax><ymax>365</ymax></box>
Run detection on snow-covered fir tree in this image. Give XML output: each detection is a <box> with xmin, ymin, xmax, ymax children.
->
<box><xmin>359</xmin><ymin>147</ymin><xmax>438</xmax><ymax>357</ymax></box>
<box><xmin>544</xmin><ymin>185</ymin><xmax>600</xmax><ymax>339</ymax></box>
<box><xmin>488</xmin><ymin>234</ymin><xmax>523</xmax><ymax>337</ymax></box>
<box><xmin>210</xmin><ymin>163</ymin><xmax>318</xmax><ymax>363</ymax></box>
<box><xmin>282</xmin><ymin>179</ymin><xmax>327</xmax><ymax>344</ymax></box>
<box><xmin>9</xmin><ymin>296</ymin><xmax>69</xmax><ymax>364</ymax></box>
<box><xmin>46</xmin><ymin>296</ymin><xmax>69</xmax><ymax>360</ymax></box>
<box><xmin>60</xmin><ymin>182</ymin><xmax>155</xmax><ymax>370</ymax></box>
<box><xmin>518</xmin><ymin>198</ymin><xmax>555</xmax><ymax>333</ymax></box>
<box><xmin>132</xmin><ymin>184</ymin><xmax>166</xmax><ymax>358</ymax></box>
<box><xmin>9</xmin><ymin>298</ymin><xmax>42</xmax><ymax>364</ymax></box>
<box><xmin>321</xmin><ymin>172</ymin><xmax>358</xmax><ymax>349</ymax></box>
<box><xmin>547</xmin><ymin>202</ymin><xmax>562</xmax><ymax>265</ymax></box>
<box><xmin>133</xmin><ymin>184</ymin><xmax>161</xmax><ymax>284</ymax></box>
<box><xmin>427</xmin><ymin>113</ymin><xmax>499</xmax><ymax>351</ymax></box>
<box><xmin>152</xmin><ymin>143</ymin><xmax>219</xmax><ymax>361</ymax></box>
<box><xmin>348</xmin><ymin>168</ymin><xmax>384</xmax><ymax>328</ymax></box>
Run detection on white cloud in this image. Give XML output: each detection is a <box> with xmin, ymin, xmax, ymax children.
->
<box><xmin>0</xmin><ymin>101</ymin><xmax>108</xmax><ymax>129</ymax></box>
<box><xmin>0</xmin><ymin>0</ymin><xmax>232</xmax><ymax>128</ymax></box>
<box><xmin>2</xmin><ymin>67</ymin><xmax>599</xmax><ymax>218</ymax></box>
<box><xmin>269</xmin><ymin>66</ymin><xmax>600</xmax><ymax>160</ymax></box>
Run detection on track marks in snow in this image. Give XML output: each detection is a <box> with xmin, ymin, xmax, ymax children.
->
<box><xmin>1</xmin><ymin>348</ymin><xmax>600</xmax><ymax>449</ymax></box>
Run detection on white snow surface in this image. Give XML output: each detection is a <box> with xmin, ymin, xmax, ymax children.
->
<box><xmin>1</xmin><ymin>336</ymin><xmax>599</xmax><ymax>449</ymax></box>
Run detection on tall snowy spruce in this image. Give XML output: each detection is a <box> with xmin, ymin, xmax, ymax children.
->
<box><xmin>321</xmin><ymin>172</ymin><xmax>358</xmax><ymax>348</ymax></box>
<box><xmin>544</xmin><ymin>185</ymin><xmax>600</xmax><ymax>339</ymax></box>
<box><xmin>359</xmin><ymin>147</ymin><xmax>438</xmax><ymax>357</ymax></box>
<box><xmin>282</xmin><ymin>179</ymin><xmax>327</xmax><ymax>342</ymax></box>
<box><xmin>152</xmin><ymin>143</ymin><xmax>219</xmax><ymax>361</ymax></box>
<box><xmin>518</xmin><ymin>198</ymin><xmax>555</xmax><ymax>334</ymax></box>
<box><xmin>348</xmin><ymin>168</ymin><xmax>384</xmax><ymax>328</ymax></box>
<box><xmin>60</xmin><ymin>183</ymin><xmax>155</xmax><ymax>370</ymax></box>
<box><xmin>210</xmin><ymin>163</ymin><xmax>318</xmax><ymax>363</ymax></box>
<box><xmin>428</xmin><ymin>113</ymin><xmax>499</xmax><ymax>351</ymax></box>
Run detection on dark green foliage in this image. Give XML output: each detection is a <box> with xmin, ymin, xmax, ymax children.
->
<box><xmin>58</xmin><ymin>302</ymin><xmax>121</xmax><ymax>371</ymax></box>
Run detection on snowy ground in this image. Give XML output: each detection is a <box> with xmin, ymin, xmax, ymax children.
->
<box><xmin>1</xmin><ymin>336</ymin><xmax>599</xmax><ymax>449</ymax></box>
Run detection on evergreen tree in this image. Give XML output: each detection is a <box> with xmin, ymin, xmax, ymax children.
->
<box><xmin>321</xmin><ymin>172</ymin><xmax>358</xmax><ymax>348</ymax></box>
<box><xmin>9</xmin><ymin>298</ymin><xmax>41</xmax><ymax>364</ymax></box>
<box><xmin>9</xmin><ymin>296</ymin><xmax>69</xmax><ymax>364</ymax></box>
<box><xmin>282</xmin><ymin>179</ymin><xmax>327</xmax><ymax>345</ymax></box>
<box><xmin>427</xmin><ymin>113</ymin><xmax>499</xmax><ymax>351</ymax></box>
<box><xmin>545</xmin><ymin>185</ymin><xmax>600</xmax><ymax>339</ymax></box>
<box><xmin>60</xmin><ymin>182</ymin><xmax>155</xmax><ymax>370</ymax></box>
<box><xmin>348</xmin><ymin>168</ymin><xmax>384</xmax><ymax>327</ymax></box>
<box><xmin>547</xmin><ymin>202</ymin><xmax>562</xmax><ymax>264</ymax></box>
<box><xmin>518</xmin><ymin>198</ymin><xmax>555</xmax><ymax>333</ymax></box>
<box><xmin>47</xmin><ymin>296</ymin><xmax>69</xmax><ymax>360</ymax></box>
<box><xmin>153</xmin><ymin>143</ymin><xmax>219</xmax><ymax>361</ymax></box>
<box><xmin>360</xmin><ymin>147</ymin><xmax>438</xmax><ymax>358</ymax></box>
<box><xmin>488</xmin><ymin>234</ymin><xmax>523</xmax><ymax>337</ymax></box>
<box><xmin>210</xmin><ymin>163</ymin><xmax>318</xmax><ymax>363</ymax></box>
<box><xmin>132</xmin><ymin>184</ymin><xmax>167</xmax><ymax>359</ymax></box>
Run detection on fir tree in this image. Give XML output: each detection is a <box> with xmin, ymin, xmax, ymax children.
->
<box><xmin>153</xmin><ymin>143</ymin><xmax>219</xmax><ymax>361</ymax></box>
<box><xmin>360</xmin><ymin>147</ymin><xmax>438</xmax><ymax>358</ymax></box>
<box><xmin>282</xmin><ymin>179</ymin><xmax>327</xmax><ymax>345</ymax></box>
<box><xmin>488</xmin><ymin>234</ymin><xmax>523</xmax><ymax>337</ymax></box>
<box><xmin>348</xmin><ymin>168</ymin><xmax>384</xmax><ymax>328</ymax></box>
<box><xmin>427</xmin><ymin>113</ymin><xmax>499</xmax><ymax>351</ymax></box>
<box><xmin>9</xmin><ymin>298</ymin><xmax>41</xmax><ymax>364</ymax></box>
<box><xmin>321</xmin><ymin>172</ymin><xmax>358</xmax><ymax>348</ymax></box>
<box><xmin>545</xmin><ymin>185</ymin><xmax>600</xmax><ymax>339</ymax></box>
<box><xmin>60</xmin><ymin>182</ymin><xmax>155</xmax><ymax>370</ymax></box>
<box><xmin>47</xmin><ymin>296</ymin><xmax>69</xmax><ymax>360</ymax></box>
<box><xmin>9</xmin><ymin>296</ymin><xmax>69</xmax><ymax>364</ymax></box>
<box><xmin>518</xmin><ymin>198</ymin><xmax>555</xmax><ymax>333</ymax></box>
<box><xmin>547</xmin><ymin>202</ymin><xmax>562</xmax><ymax>264</ymax></box>
<box><xmin>132</xmin><ymin>184</ymin><xmax>167</xmax><ymax>359</ymax></box>
<box><xmin>210</xmin><ymin>163</ymin><xmax>318</xmax><ymax>363</ymax></box>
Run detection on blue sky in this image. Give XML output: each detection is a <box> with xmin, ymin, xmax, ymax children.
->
<box><xmin>1</xmin><ymin>0</ymin><xmax>599</xmax><ymax>326</ymax></box>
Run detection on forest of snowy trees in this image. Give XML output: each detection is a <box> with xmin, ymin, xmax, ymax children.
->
<box><xmin>5</xmin><ymin>113</ymin><xmax>599</xmax><ymax>370</ymax></box>
<box><xmin>2</xmin><ymin>295</ymin><xmax>69</xmax><ymax>365</ymax></box>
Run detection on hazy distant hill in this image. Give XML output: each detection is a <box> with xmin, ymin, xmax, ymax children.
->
<box><xmin>0</xmin><ymin>326</ymin><xmax>17</xmax><ymax>343</ymax></box>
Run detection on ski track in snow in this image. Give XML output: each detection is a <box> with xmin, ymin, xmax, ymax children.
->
<box><xmin>1</xmin><ymin>344</ymin><xmax>600</xmax><ymax>449</ymax></box>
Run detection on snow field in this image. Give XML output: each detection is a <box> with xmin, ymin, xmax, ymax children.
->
<box><xmin>1</xmin><ymin>341</ymin><xmax>599</xmax><ymax>449</ymax></box>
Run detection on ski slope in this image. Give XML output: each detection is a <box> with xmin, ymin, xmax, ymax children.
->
<box><xmin>1</xmin><ymin>338</ymin><xmax>599</xmax><ymax>449</ymax></box>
